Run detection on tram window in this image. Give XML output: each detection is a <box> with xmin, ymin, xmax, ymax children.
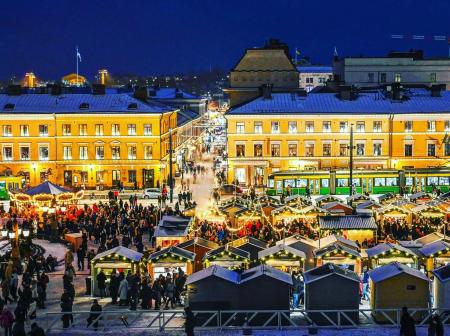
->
<box><xmin>321</xmin><ymin>179</ymin><xmax>329</xmax><ymax>188</ymax></box>
<box><xmin>337</xmin><ymin>178</ymin><xmax>348</xmax><ymax>187</ymax></box>
<box><xmin>386</xmin><ymin>177</ymin><xmax>398</xmax><ymax>186</ymax></box>
<box><xmin>405</xmin><ymin>177</ymin><xmax>413</xmax><ymax>186</ymax></box>
<box><xmin>374</xmin><ymin>178</ymin><xmax>386</xmax><ymax>186</ymax></box>
<box><xmin>284</xmin><ymin>179</ymin><xmax>295</xmax><ymax>187</ymax></box>
<box><xmin>427</xmin><ymin>177</ymin><xmax>439</xmax><ymax>186</ymax></box>
<box><xmin>439</xmin><ymin>177</ymin><xmax>449</xmax><ymax>186</ymax></box>
<box><xmin>352</xmin><ymin>178</ymin><xmax>361</xmax><ymax>187</ymax></box>
<box><xmin>268</xmin><ymin>178</ymin><xmax>274</xmax><ymax>188</ymax></box>
<box><xmin>296</xmin><ymin>179</ymin><xmax>307</xmax><ymax>188</ymax></box>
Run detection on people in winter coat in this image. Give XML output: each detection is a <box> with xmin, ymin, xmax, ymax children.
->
<box><xmin>0</xmin><ymin>306</ymin><xmax>14</xmax><ymax>336</ymax></box>
<box><xmin>400</xmin><ymin>306</ymin><xmax>416</xmax><ymax>336</ymax></box>
<box><xmin>118</xmin><ymin>276</ymin><xmax>129</xmax><ymax>306</ymax></box>
<box><xmin>29</xmin><ymin>322</ymin><xmax>45</xmax><ymax>336</ymax></box>
<box><xmin>60</xmin><ymin>292</ymin><xmax>73</xmax><ymax>329</ymax></box>
<box><xmin>184</xmin><ymin>306</ymin><xmax>195</xmax><ymax>336</ymax></box>
<box><xmin>97</xmin><ymin>270</ymin><xmax>107</xmax><ymax>298</ymax></box>
<box><xmin>87</xmin><ymin>299</ymin><xmax>102</xmax><ymax>330</ymax></box>
<box><xmin>140</xmin><ymin>279</ymin><xmax>153</xmax><ymax>310</ymax></box>
<box><xmin>109</xmin><ymin>271</ymin><xmax>119</xmax><ymax>304</ymax></box>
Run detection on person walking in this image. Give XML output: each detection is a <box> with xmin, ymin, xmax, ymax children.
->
<box><xmin>400</xmin><ymin>306</ymin><xmax>416</xmax><ymax>336</ymax></box>
<box><xmin>118</xmin><ymin>275</ymin><xmax>129</xmax><ymax>306</ymax></box>
<box><xmin>0</xmin><ymin>306</ymin><xmax>14</xmax><ymax>336</ymax></box>
<box><xmin>76</xmin><ymin>247</ymin><xmax>85</xmax><ymax>271</ymax></box>
<box><xmin>184</xmin><ymin>306</ymin><xmax>195</xmax><ymax>336</ymax></box>
<box><xmin>87</xmin><ymin>299</ymin><xmax>102</xmax><ymax>331</ymax></box>
<box><xmin>109</xmin><ymin>271</ymin><xmax>119</xmax><ymax>304</ymax></box>
<box><xmin>60</xmin><ymin>292</ymin><xmax>73</xmax><ymax>329</ymax></box>
<box><xmin>97</xmin><ymin>270</ymin><xmax>107</xmax><ymax>298</ymax></box>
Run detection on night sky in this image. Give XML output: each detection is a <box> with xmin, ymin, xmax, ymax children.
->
<box><xmin>1</xmin><ymin>0</ymin><xmax>449</xmax><ymax>80</ymax></box>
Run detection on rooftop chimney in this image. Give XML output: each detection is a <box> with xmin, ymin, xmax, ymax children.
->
<box><xmin>339</xmin><ymin>85</ymin><xmax>353</xmax><ymax>100</ymax></box>
<box><xmin>430</xmin><ymin>84</ymin><xmax>444</xmax><ymax>97</ymax></box>
<box><xmin>134</xmin><ymin>86</ymin><xmax>148</xmax><ymax>101</ymax></box>
<box><xmin>261</xmin><ymin>84</ymin><xmax>273</xmax><ymax>100</ymax></box>
<box><xmin>6</xmin><ymin>85</ymin><xmax>22</xmax><ymax>96</ymax></box>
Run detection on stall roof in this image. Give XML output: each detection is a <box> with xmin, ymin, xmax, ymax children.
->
<box><xmin>258</xmin><ymin>243</ymin><xmax>306</xmax><ymax>259</ymax></box>
<box><xmin>297</xmin><ymin>205</ymin><xmax>329</xmax><ymax>215</ymax></box>
<box><xmin>318</xmin><ymin>215</ymin><xmax>377</xmax><ymax>230</ymax></box>
<box><xmin>356</xmin><ymin>201</ymin><xmax>381</xmax><ymax>210</ymax></box>
<box><xmin>240</xmin><ymin>264</ymin><xmax>293</xmax><ymax>285</ymax></box>
<box><xmin>313</xmin><ymin>242</ymin><xmax>361</xmax><ymax>258</ymax></box>
<box><xmin>25</xmin><ymin>181</ymin><xmax>70</xmax><ymax>196</ymax></box>
<box><xmin>409</xmin><ymin>192</ymin><xmax>429</xmax><ymax>201</ymax></box>
<box><xmin>203</xmin><ymin>245</ymin><xmax>250</xmax><ymax>261</ymax></box>
<box><xmin>432</xmin><ymin>264</ymin><xmax>450</xmax><ymax>283</ymax></box>
<box><xmin>315</xmin><ymin>195</ymin><xmax>341</xmax><ymax>204</ymax></box>
<box><xmin>154</xmin><ymin>215</ymin><xmax>191</xmax><ymax>238</ymax></box>
<box><xmin>411</xmin><ymin>204</ymin><xmax>443</xmax><ymax>213</ymax></box>
<box><xmin>185</xmin><ymin>265</ymin><xmax>240</xmax><ymax>285</ymax></box>
<box><xmin>415</xmin><ymin>232</ymin><xmax>446</xmax><ymax>246</ymax></box>
<box><xmin>93</xmin><ymin>246</ymin><xmax>143</xmax><ymax>262</ymax></box>
<box><xmin>177</xmin><ymin>237</ymin><xmax>220</xmax><ymax>250</ymax></box>
<box><xmin>270</xmin><ymin>205</ymin><xmax>301</xmax><ymax>216</ymax></box>
<box><xmin>377</xmin><ymin>193</ymin><xmax>396</xmax><ymax>203</ymax></box>
<box><xmin>284</xmin><ymin>194</ymin><xmax>311</xmax><ymax>205</ymax></box>
<box><xmin>369</xmin><ymin>262</ymin><xmax>429</xmax><ymax>283</ymax></box>
<box><xmin>149</xmin><ymin>245</ymin><xmax>195</xmax><ymax>261</ymax></box>
<box><xmin>366</xmin><ymin>242</ymin><xmax>415</xmax><ymax>258</ymax></box>
<box><xmin>229</xmin><ymin>236</ymin><xmax>267</xmax><ymax>250</ymax></box>
<box><xmin>321</xmin><ymin>201</ymin><xmax>353</xmax><ymax>211</ymax></box>
<box><xmin>376</xmin><ymin>204</ymin><xmax>412</xmax><ymax>215</ymax></box>
<box><xmin>304</xmin><ymin>263</ymin><xmax>360</xmax><ymax>284</ymax></box>
<box><xmin>418</xmin><ymin>240</ymin><xmax>450</xmax><ymax>257</ymax></box>
<box><xmin>276</xmin><ymin>235</ymin><xmax>316</xmax><ymax>247</ymax></box>
<box><xmin>317</xmin><ymin>234</ymin><xmax>359</xmax><ymax>250</ymax></box>
<box><xmin>346</xmin><ymin>193</ymin><xmax>370</xmax><ymax>202</ymax></box>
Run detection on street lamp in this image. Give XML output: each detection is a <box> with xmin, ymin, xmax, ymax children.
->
<box><xmin>1</xmin><ymin>228</ymin><xmax>7</xmax><ymax>238</ymax></box>
<box><xmin>8</xmin><ymin>231</ymin><xmax>15</xmax><ymax>239</ymax></box>
<box><xmin>169</xmin><ymin>127</ymin><xmax>174</xmax><ymax>203</ymax></box>
<box><xmin>22</xmin><ymin>229</ymin><xmax>30</xmax><ymax>238</ymax></box>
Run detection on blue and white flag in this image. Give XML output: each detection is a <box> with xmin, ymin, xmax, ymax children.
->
<box><xmin>76</xmin><ymin>47</ymin><xmax>82</xmax><ymax>62</ymax></box>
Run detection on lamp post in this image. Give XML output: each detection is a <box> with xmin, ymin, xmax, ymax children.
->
<box><xmin>169</xmin><ymin>128</ymin><xmax>174</xmax><ymax>203</ymax></box>
<box><xmin>348</xmin><ymin>124</ymin><xmax>355</xmax><ymax>196</ymax></box>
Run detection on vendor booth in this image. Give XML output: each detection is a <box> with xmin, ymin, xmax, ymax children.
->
<box><xmin>177</xmin><ymin>237</ymin><xmax>220</xmax><ymax>272</ymax></box>
<box><xmin>318</xmin><ymin>215</ymin><xmax>377</xmax><ymax>243</ymax></box>
<box><xmin>228</xmin><ymin>236</ymin><xmax>267</xmax><ymax>261</ymax></box>
<box><xmin>154</xmin><ymin>215</ymin><xmax>192</xmax><ymax>248</ymax></box>
<box><xmin>284</xmin><ymin>194</ymin><xmax>311</xmax><ymax>207</ymax></box>
<box><xmin>346</xmin><ymin>193</ymin><xmax>370</xmax><ymax>207</ymax></box>
<box><xmin>314</xmin><ymin>241</ymin><xmax>362</xmax><ymax>274</ymax></box>
<box><xmin>412</xmin><ymin>204</ymin><xmax>447</xmax><ymax>228</ymax></box>
<box><xmin>90</xmin><ymin>246</ymin><xmax>143</xmax><ymax>296</ymax></box>
<box><xmin>377</xmin><ymin>193</ymin><xmax>397</xmax><ymax>205</ymax></box>
<box><xmin>356</xmin><ymin>201</ymin><xmax>382</xmax><ymax>212</ymax></box>
<box><xmin>418</xmin><ymin>240</ymin><xmax>450</xmax><ymax>274</ymax></box>
<box><xmin>148</xmin><ymin>245</ymin><xmax>195</xmax><ymax>279</ymax></box>
<box><xmin>203</xmin><ymin>245</ymin><xmax>250</xmax><ymax>269</ymax></box>
<box><xmin>271</xmin><ymin>205</ymin><xmax>302</xmax><ymax>223</ymax></box>
<box><xmin>432</xmin><ymin>264</ymin><xmax>450</xmax><ymax>309</ymax></box>
<box><xmin>315</xmin><ymin>195</ymin><xmax>341</xmax><ymax>207</ymax></box>
<box><xmin>409</xmin><ymin>192</ymin><xmax>432</xmax><ymax>204</ymax></box>
<box><xmin>376</xmin><ymin>204</ymin><xmax>412</xmax><ymax>228</ymax></box>
<box><xmin>321</xmin><ymin>201</ymin><xmax>353</xmax><ymax>215</ymax></box>
<box><xmin>366</xmin><ymin>242</ymin><xmax>417</xmax><ymax>269</ymax></box>
<box><xmin>258</xmin><ymin>243</ymin><xmax>306</xmax><ymax>273</ymax></box>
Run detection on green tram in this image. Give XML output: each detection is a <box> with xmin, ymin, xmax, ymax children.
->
<box><xmin>0</xmin><ymin>176</ymin><xmax>25</xmax><ymax>201</ymax></box>
<box><xmin>266</xmin><ymin>169</ymin><xmax>450</xmax><ymax>196</ymax></box>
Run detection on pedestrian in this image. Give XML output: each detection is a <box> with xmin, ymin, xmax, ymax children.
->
<box><xmin>60</xmin><ymin>292</ymin><xmax>73</xmax><ymax>329</ymax></box>
<box><xmin>76</xmin><ymin>247</ymin><xmax>85</xmax><ymax>271</ymax></box>
<box><xmin>184</xmin><ymin>306</ymin><xmax>195</xmax><ymax>336</ymax></box>
<box><xmin>87</xmin><ymin>299</ymin><xmax>102</xmax><ymax>330</ymax></box>
<box><xmin>118</xmin><ymin>274</ymin><xmax>129</xmax><ymax>306</ymax></box>
<box><xmin>428</xmin><ymin>314</ymin><xmax>444</xmax><ymax>336</ymax></box>
<box><xmin>400</xmin><ymin>306</ymin><xmax>416</xmax><ymax>336</ymax></box>
<box><xmin>97</xmin><ymin>270</ymin><xmax>107</xmax><ymax>298</ymax></box>
<box><xmin>28</xmin><ymin>322</ymin><xmax>45</xmax><ymax>336</ymax></box>
<box><xmin>109</xmin><ymin>270</ymin><xmax>119</xmax><ymax>304</ymax></box>
<box><xmin>0</xmin><ymin>306</ymin><xmax>14</xmax><ymax>336</ymax></box>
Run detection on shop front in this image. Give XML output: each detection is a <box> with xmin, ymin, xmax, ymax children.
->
<box><xmin>147</xmin><ymin>246</ymin><xmax>195</xmax><ymax>279</ymax></box>
<box><xmin>258</xmin><ymin>244</ymin><xmax>306</xmax><ymax>273</ymax></box>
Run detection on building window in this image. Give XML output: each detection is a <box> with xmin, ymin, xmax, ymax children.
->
<box><xmin>2</xmin><ymin>146</ymin><xmax>12</xmax><ymax>160</ymax></box>
<box><xmin>323</xmin><ymin>143</ymin><xmax>331</xmax><ymax>157</ymax></box>
<box><xmin>96</xmin><ymin>146</ymin><xmax>104</xmax><ymax>160</ymax></box>
<box><xmin>430</xmin><ymin>73</ymin><xmax>437</xmax><ymax>83</ymax></box>
<box><xmin>395</xmin><ymin>73</ymin><xmax>401</xmax><ymax>83</ymax></box>
<box><xmin>144</xmin><ymin>145</ymin><xmax>153</xmax><ymax>159</ymax></box>
<box><xmin>305</xmin><ymin>143</ymin><xmax>314</xmax><ymax>157</ymax></box>
<box><xmin>63</xmin><ymin>146</ymin><xmax>72</xmax><ymax>160</ymax></box>
<box><xmin>39</xmin><ymin>145</ymin><xmax>49</xmax><ymax>160</ymax></box>
<box><xmin>428</xmin><ymin>143</ymin><xmax>436</xmax><ymax>157</ymax></box>
<box><xmin>271</xmin><ymin>144</ymin><xmax>280</xmax><ymax>157</ymax></box>
<box><xmin>339</xmin><ymin>122</ymin><xmax>348</xmax><ymax>133</ymax></box>
<box><xmin>445</xmin><ymin>144</ymin><xmax>450</xmax><ymax>156</ymax></box>
<box><xmin>322</xmin><ymin>121</ymin><xmax>331</xmax><ymax>133</ymax></box>
<box><xmin>236</xmin><ymin>122</ymin><xmax>245</xmax><ymax>134</ymax></box>
<box><xmin>380</xmin><ymin>73</ymin><xmax>387</xmax><ymax>83</ymax></box>
<box><xmin>3</xmin><ymin>125</ymin><xmax>12</xmax><ymax>137</ymax></box>
<box><xmin>445</xmin><ymin>121</ymin><xmax>450</xmax><ymax>132</ymax></box>
<box><xmin>254</xmin><ymin>121</ymin><xmax>262</xmax><ymax>134</ymax></box>
<box><xmin>288</xmin><ymin>121</ymin><xmax>297</xmax><ymax>134</ymax></box>
<box><xmin>112</xmin><ymin>146</ymin><xmax>120</xmax><ymax>160</ymax></box>
<box><xmin>128</xmin><ymin>146</ymin><xmax>137</xmax><ymax>160</ymax></box>
<box><xmin>39</xmin><ymin>125</ymin><xmax>48</xmax><ymax>136</ymax></box>
<box><xmin>128</xmin><ymin>124</ymin><xmax>136</xmax><ymax>136</ymax></box>
<box><xmin>254</xmin><ymin>144</ymin><xmax>263</xmax><ymax>157</ymax></box>
<box><xmin>271</xmin><ymin>122</ymin><xmax>280</xmax><ymax>134</ymax></box>
<box><xmin>20</xmin><ymin>125</ymin><xmax>29</xmax><ymax>137</ymax></box>
<box><xmin>404</xmin><ymin>144</ymin><xmax>413</xmax><ymax>157</ymax></box>
<box><xmin>356</xmin><ymin>121</ymin><xmax>365</xmax><ymax>133</ymax></box>
<box><xmin>144</xmin><ymin>124</ymin><xmax>152</xmax><ymax>135</ymax></box>
<box><xmin>373</xmin><ymin>143</ymin><xmax>382</xmax><ymax>156</ymax></box>
<box><xmin>305</xmin><ymin>121</ymin><xmax>314</xmax><ymax>133</ymax></box>
<box><xmin>78</xmin><ymin>124</ymin><xmax>87</xmax><ymax>136</ymax></box>
<box><xmin>368</xmin><ymin>73</ymin><xmax>375</xmax><ymax>83</ymax></box>
<box><xmin>20</xmin><ymin>146</ymin><xmax>30</xmax><ymax>160</ymax></box>
<box><xmin>128</xmin><ymin>170</ymin><xmax>137</xmax><ymax>183</ymax></box>
<box><xmin>339</xmin><ymin>144</ymin><xmax>348</xmax><ymax>156</ymax></box>
<box><xmin>236</xmin><ymin>144</ymin><xmax>245</xmax><ymax>157</ymax></box>
<box><xmin>404</xmin><ymin>121</ymin><xmax>413</xmax><ymax>132</ymax></box>
<box><xmin>428</xmin><ymin>120</ymin><xmax>436</xmax><ymax>132</ymax></box>
<box><xmin>95</xmin><ymin>124</ymin><xmax>104</xmax><ymax>136</ymax></box>
<box><xmin>356</xmin><ymin>143</ymin><xmax>365</xmax><ymax>156</ymax></box>
<box><xmin>112</xmin><ymin>170</ymin><xmax>121</xmax><ymax>183</ymax></box>
<box><xmin>112</xmin><ymin>124</ymin><xmax>120</xmax><ymax>136</ymax></box>
<box><xmin>79</xmin><ymin>146</ymin><xmax>88</xmax><ymax>160</ymax></box>
<box><xmin>373</xmin><ymin>121</ymin><xmax>382</xmax><ymax>132</ymax></box>
<box><xmin>62</xmin><ymin>124</ymin><xmax>71</xmax><ymax>136</ymax></box>
<box><xmin>288</xmin><ymin>143</ymin><xmax>297</xmax><ymax>157</ymax></box>
<box><xmin>306</xmin><ymin>77</ymin><xmax>313</xmax><ymax>84</ymax></box>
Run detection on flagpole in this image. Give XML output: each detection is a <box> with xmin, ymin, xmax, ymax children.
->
<box><xmin>295</xmin><ymin>47</ymin><xmax>298</xmax><ymax>65</ymax></box>
<box><xmin>76</xmin><ymin>47</ymin><xmax>79</xmax><ymax>87</ymax></box>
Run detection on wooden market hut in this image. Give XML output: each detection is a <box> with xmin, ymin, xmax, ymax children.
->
<box><xmin>91</xmin><ymin>246</ymin><xmax>143</xmax><ymax>296</ymax></box>
<box><xmin>276</xmin><ymin>235</ymin><xmax>317</xmax><ymax>270</ymax></box>
<box><xmin>321</xmin><ymin>201</ymin><xmax>354</xmax><ymax>215</ymax></box>
<box><xmin>185</xmin><ymin>265</ymin><xmax>240</xmax><ymax>310</ymax></box>
<box><xmin>366</xmin><ymin>242</ymin><xmax>417</xmax><ymax>269</ymax></box>
<box><xmin>203</xmin><ymin>245</ymin><xmax>250</xmax><ymax>269</ymax></box>
<box><xmin>147</xmin><ymin>245</ymin><xmax>195</xmax><ymax>279</ymax></box>
<box><xmin>376</xmin><ymin>204</ymin><xmax>412</xmax><ymax>227</ymax></box>
<box><xmin>432</xmin><ymin>264</ymin><xmax>450</xmax><ymax>309</ymax></box>
<box><xmin>271</xmin><ymin>205</ymin><xmax>302</xmax><ymax>224</ymax></box>
<box><xmin>369</xmin><ymin>262</ymin><xmax>430</xmax><ymax>322</ymax></box>
<box><xmin>318</xmin><ymin>215</ymin><xmax>377</xmax><ymax>243</ymax></box>
<box><xmin>411</xmin><ymin>204</ymin><xmax>447</xmax><ymax>225</ymax></box>
<box><xmin>409</xmin><ymin>192</ymin><xmax>432</xmax><ymax>204</ymax></box>
<box><xmin>228</xmin><ymin>236</ymin><xmax>267</xmax><ymax>261</ymax></box>
<box><xmin>258</xmin><ymin>243</ymin><xmax>306</xmax><ymax>272</ymax></box>
<box><xmin>418</xmin><ymin>240</ymin><xmax>450</xmax><ymax>274</ymax></box>
<box><xmin>154</xmin><ymin>215</ymin><xmax>192</xmax><ymax>248</ymax></box>
<box><xmin>177</xmin><ymin>237</ymin><xmax>220</xmax><ymax>272</ymax></box>
<box><xmin>346</xmin><ymin>193</ymin><xmax>370</xmax><ymax>207</ymax></box>
<box><xmin>356</xmin><ymin>201</ymin><xmax>382</xmax><ymax>212</ymax></box>
<box><xmin>234</xmin><ymin>207</ymin><xmax>263</xmax><ymax>227</ymax></box>
<box><xmin>315</xmin><ymin>195</ymin><xmax>341</xmax><ymax>207</ymax></box>
<box><xmin>377</xmin><ymin>193</ymin><xmax>397</xmax><ymax>205</ymax></box>
<box><xmin>304</xmin><ymin>263</ymin><xmax>360</xmax><ymax>325</ymax></box>
<box><xmin>314</xmin><ymin>241</ymin><xmax>362</xmax><ymax>274</ymax></box>
<box><xmin>284</xmin><ymin>194</ymin><xmax>312</xmax><ymax>207</ymax></box>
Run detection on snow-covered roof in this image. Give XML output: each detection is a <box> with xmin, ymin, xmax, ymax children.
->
<box><xmin>203</xmin><ymin>245</ymin><xmax>250</xmax><ymax>261</ymax></box>
<box><xmin>240</xmin><ymin>264</ymin><xmax>293</xmax><ymax>285</ymax></box>
<box><xmin>369</xmin><ymin>262</ymin><xmax>429</xmax><ymax>283</ymax></box>
<box><xmin>93</xmin><ymin>246</ymin><xmax>143</xmax><ymax>262</ymax></box>
<box><xmin>177</xmin><ymin>237</ymin><xmax>220</xmax><ymax>250</ymax></box>
<box><xmin>228</xmin><ymin>236</ymin><xmax>267</xmax><ymax>250</ymax></box>
<box><xmin>433</xmin><ymin>264</ymin><xmax>450</xmax><ymax>282</ymax></box>
<box><xmin>258</xmin><ymin>243</ymin><xmax>306</xmax><ymax>259</ymax></box>
<box><xmin>304</xmin><ymin>263</ymin><xmax>360</xmax><ymax>284</ymax></box>
<box><xmin>148</xmin><ymin>245</ymin><xmax>195</xmax><ymax>261</ymax></box>
<box><xmin>418</xmin><ymin>240</ymin><xmax>450</xmax><ymax>257</ymax></box>
<box><xmin>185</xmin><ymin>265</ymin><xmax>239</xmax><ymax>285</ymax></box>
<box><xmin>366</xmin><ymin>242</ymin><xmax>415</xmax><ymax>258</ymax></box>
<box><xmin>319</xmin><ymin>215</ymin><xmax>377</xmax><ymax>230</ymax></box>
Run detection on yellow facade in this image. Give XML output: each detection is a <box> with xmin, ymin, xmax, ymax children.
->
<box><xmin>0</xmin><ymin>111</ymin><xmax>178</xmax><ymax>189</ymax></box>
<box><xmin>226</xmin><ymin>113</ymin><xmax>450</xmax><ymax>185</ymax></box>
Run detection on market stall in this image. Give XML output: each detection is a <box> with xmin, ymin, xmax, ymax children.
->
<box><xmin>377</xmin><ymin>193</ymin><xmax>398</xmax><ymax>205</ymax></box>
<box><xmin>203</xmin><ymin>245</ymin><xmax>250</xmax><ymax>269</ymax></box>
<box><xmin>147</xmin><ymin>246</ymin><xmax>195</xmax><ymax>279</ymax></box>
<box><xmin>346</xmin><ymin>193</ymin><xmax>370</xmax><ymax>207</ymax></box>
<box><xmin>177</xmin><ymin>237</ymin><xmax>220</xmax><ymax>272</ymax></box>
<box><xmin>154</xmin><ymin>215</ymin><xmax>192</xmax><ymax>248</ymax></box>
<box><xmin>366</xmin><ymin>242</ymin><xmax>417</xmax><ymax>269</ymax></box>
<box><xmin>409</xmin><ymin>192</ymin><xmax>432</xmax><ymax>204</ymax></box>
<box><xmin>90</xmin><ymin>246</ymin><xmax>143</xmax><ymax>296</ymax></box>
<box><xmin>284</xmin><ymin>194</ymin><xmax>311</xmax><ymax>208</ymax></box>
<box><xmin>321</xmin><ymin>201</ymin><xmax>354</xmax><ymax>215</ymax></box>
<box><xmin>376</xmin><ymin>204</ymin><xmax>412</xmax><ymax>227</ymax></box>
<box><xmin>315</xmin><ymin>195</ymin><xmax>341</xmax><ymax>207</ymax></box>
<box><xmin>318</xmin><ymin>215</ymin><xmax>377</xmax><ymax>244</ymax></box>
<box><xmin>314</xmin><ymin>241</ymin><xmax>362</xmax><ymax>274</ymax></box>
<box><xmin>258</xmin><ymin>243</ymin><xmax>306</xmax><ymax>272</ymax></box>
<box><xmin>418</xmin><ymin>240</ymin><xmax>450</xmax><ymax>274</ymax></box>
<box><xmin>228</xmin><ymin>236</ymin><xmax>267</xmax><ymax>260</ymax></box>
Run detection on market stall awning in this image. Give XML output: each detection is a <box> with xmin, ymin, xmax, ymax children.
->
<box><xmin>203</xmin><ymin>245</ymin><xmax>250</xmax><ymax>262</ymax></box>
<box><xmin>418</xmin><ymin>240</ymin><xmax>450</xmax><ymax>257</ymax></box>
<box><xmin>313</xmin><ymin>242</ymin><xmax>361</xmax><ymax>259</ymax></box>
<box><xmin>318</xmin><ymin>215</ymin><xmax>377</xmax><ymax>230</ymax></box>
<box><xmin>93</xmin><ymin>246</ymin><xmax>143</xmax><ymax>262</ymax></box>
<box><xmin>409</xmin><ymin>192</ymin><xmax>429</xmax><ymax>201</ymax></box>
<box><xmin>25</xmin><ymin>181</ymin><xmax>70</xmax><ymax>196</ymax></box>
<box><xmin>366</xmin><ymin>242</ymin><xmax>415</xmax><ymax>258</ymax></box>
<box><xmin>149</xmin><ymin>245</ymin><xmax>195</xmax><ymax>262</ymax></box>
<box><xmin>258</xmin><ymin>243</ymin><xmax>306</xmax><ymax>260</ymax></box>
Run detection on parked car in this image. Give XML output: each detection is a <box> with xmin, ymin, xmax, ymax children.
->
<box><xmin>219</xmin><ymin>184</ymin><xmax>243</xmax><ymax>196</ymax></box>
<box><xmin>142</xmin><ymin>188</ymin><xmax>161</xmax><ymax>199</ymax></box>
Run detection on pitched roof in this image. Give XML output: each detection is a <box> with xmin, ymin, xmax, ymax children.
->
<box><xmin>258</xmin><ymin>243</ymin><xmax>306</xmax><ymax>259</ymax></box>
<box><xmin>356</xmin><ymin>201</ymin><xmax>381</xmax><ymax>210</ymax></box>
<box><xmin>418</xmin><ymin>240</ymin><xmax>450</xmax><ymax>257</ymax></box>
<box><xmin>366</xmin><ymin>242</ymin><xmax>415</xmax><ymax>258</ymax></box>
<box><xmin>149</xmin><ymin>246</ymin><xmax>195</xmax><ymax>261</ymax></box>
<box><xmin>318</xmin><ymin>215</ymin><xmax>377</xmax><ymax>230</ymax></box>
<box><xmin>346</xmin><ymin>193</ymin><xmax>370</xmax><ymax>202</ymax></box>
<box><xmin>415</xmin><ymin>232</ymin><xmax>445</xmax><ymax>246</ymax></box>
<box><xmin>297</xmin><ymin>66</ymin><xmax>332</xmax><ymax>73</ymax></box>
<box><xmin>321</xmin><ymin>201</ymin><xmax>353</xmax><ymax>211</ymax></box>
<box><xmin>432</xmin><ymin>264</ymin><xmax>450</xmax><ymax>282</ymax></box>
<box><xmin>154</xmin><ymin>216</ymin><xmax>192</xmax><ymax>238</ymax></box>
<box><xmin>93</xmin><ymin>246</ymin><xmax>143</xmax><ymax>262</ymax></box>
<box><xmin>369</xmin><ymin>262</ymin><xmax>429</xmax><ymax>283</ymax></box>
<box><xmin>314</xmin><ymin>242</ymin><xmax>361</xmax><ymax>258</ymax></box>
<box><xmin>185</xmin><ymin>265</ymin><xmax>239</xmax><ymax>285</ymax></box>
<box><xmin>25</xmin><ymin>181</ymin><xmax>70</xmax><ymax>196</ymax></box>
<box><xmin>203</xmin><ymin>245</ymin><xmax>250</xmax><ymax>261</ymax></box>
<box><xmin>304</xmin><ymin>263</ymin><xmax>360</xmax><ymax>284</ymax></box>
<box><xmin>148</xmin><ymin>87</ymin><xmax>200</xmax><ymax>100</ymax></box>
<box><xmin>317</xmin><ymin>234</ymin><xmax>359</xmax><ymax>249</ymax></box>
<box><xmin>0</xmin><ymin>93</ymin><xmax>172</xmax><ymax>114</ymax></box>
<box><xmin>409</xmin><ymin>192</ymin><xmax>429</xmax><ymax>201</ymax></box>
<box><xmin>228</xmin><ymin>236</ymin><xmax>267</xmax><ymax>250</ymax></box>
<box><xmin>177</xmin><ymin>237</ymin><xmax>220</xmax><ymax>250</ymax></box>
<box><xmin>315</xmin><ymin>195</ymin><xmax>342</xmax><ymax>204</ymax></box>
<box><xmin>240</xmin><ymin>264</ymin><xmax>293</xmax><ymax>285</ymax></box>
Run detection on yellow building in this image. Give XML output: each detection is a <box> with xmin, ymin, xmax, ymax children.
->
<box><xmin>62</xmin><ymin>73</ymin><xmax>87</xmax><ymax>86</ymax></box>
<box><xmin>0</xmin><ymin>87</ymin><xmax>178</xmax><ymax>189</ymax></box>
